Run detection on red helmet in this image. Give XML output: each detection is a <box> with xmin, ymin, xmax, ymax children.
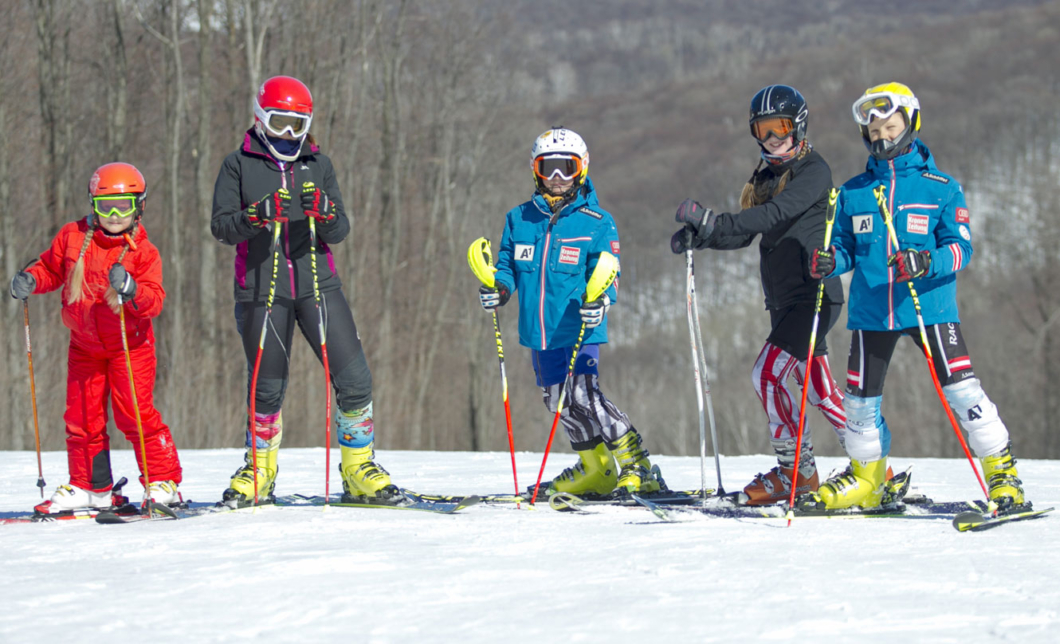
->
<box><xmin>88</xmin><ymin>162</ymin><xmax>147</xmax><ymax>219</ymax></box>
<box><xmin>254</xmin><ymin>76</ymin><xmax>313</xmax><ymax>161</ymax></box>
<box><xmin>89</xmin><ymin>162</ymin><xmax>146</xmax><ymax>196</ymax></box>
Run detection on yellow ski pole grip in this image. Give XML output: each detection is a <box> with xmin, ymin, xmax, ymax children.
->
<box><xmin>467</xmin><ymin>237</ymin><xmax>497</xmax><ymax>288</ymax></box>
<box><xmin>585</xmin><ymin>251</ymin><xmax>619</xmax><ymax>303</ymax></box>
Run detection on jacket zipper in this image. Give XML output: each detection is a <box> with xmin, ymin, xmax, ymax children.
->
<box><xmin>539</xmin><ymin>229</ymin><xmax>552</xmax><ymax>350</ymax></box>
<box><xmin>888</xmin><ymin>161</ymin><xmax>897</xmax><ymax>331</ymax></box>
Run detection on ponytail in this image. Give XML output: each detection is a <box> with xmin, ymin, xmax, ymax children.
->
<box><xmin>64</xmin><ymin>219</ymin><xmax>96</xmax><ymax>306</ymax></box>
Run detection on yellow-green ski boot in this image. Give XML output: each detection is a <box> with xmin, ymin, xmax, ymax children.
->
<box><xmin>223</xmin><ymin>411</ymin><xmax>282</xmax><ymax>507</ymax></box>
<box><xmin>338</xmin><ymin>404</ymin><xmax>402</xmax><ymax>504</ymax></box>
<box><xmin>799</xmin><ymin>457</ymin><xmax>889</xmax><ymax>511</ymax></box>
<box><xmin>611</xmin><ymin>429</ymin><xmax>665</xmax><ymax>494</ymax></box>
<box><xmin>981</xmin><ymin>442</ymin><xmax>1027</xmax><ymax>513</ymax></box>
<box><xmin>540</xmin><ymin>442</ymin><xmax>618</xmax><ymax>498</ymax></box>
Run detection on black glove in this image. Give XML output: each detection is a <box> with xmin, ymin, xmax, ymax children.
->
<box><xmin>109</xmin><ymin>264</ymin><xmax>137</xmax><ymax>299</ymax></box>
<box><xmin>247</xmin><ymin>188</ymin><xmax>292</xmax><ymax>228</ymax></box>
<box><xmin>579</xmin><ymin>294</ymin><xmax>610</xmax><ymax>328</ymax></box>
<box><xmin>809</xmin><ymin>247</ymin><xmax>836</xmax><ymax>279</ymax></box>
<box><xmin>479</xmin><ymin>284</ymin><xmax>510</xmax><ymax>311</ymax></box>
<box><xmin>9</xmin><ymin>271</ymin><xmax>35</xmax><ymax>300</ymax></box>
<box><xmin>670</xmin><ymin>199</ymin><xmax>716</xmax><ymax>254</ymax></box>
<box><xmin>301</xmin><ymin>182</ymin><xmax>336</xmax><ymax>223</ymax></box>
<box><xmin>889</xmin><ymin>249</ymin><xmax>931</xmax><ymax>282</ymax></box>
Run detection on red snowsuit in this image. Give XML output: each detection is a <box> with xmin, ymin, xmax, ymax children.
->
<box><xmin>28</xmin><ymin>218</ymin><xmax>182</xmax><ymax>492</ymax></box>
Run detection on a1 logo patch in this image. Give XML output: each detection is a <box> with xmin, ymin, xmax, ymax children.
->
<box><xmin>906</xmin><ymin>214</ymin><xmax>929</xmax><ymax>235</ymax></box>
<box><xmin>955</xmin><ymin>207</ymin><xmax>970</xmax><ymax>223</ymax></box>
<box><xmin>515</xmin><ymin>244</ymin><xmax>535</xmax><ymax>262</ymax></box>
<box><xmin>853</xmin><ymin>215</ymin><xmax>873</xmax><ymax>234</ymax></box>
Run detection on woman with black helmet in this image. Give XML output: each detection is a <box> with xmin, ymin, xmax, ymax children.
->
<box><xmin>671</xmin><ymin>85</ymin><xmax>847</xmax><ymax>505</ymax></box>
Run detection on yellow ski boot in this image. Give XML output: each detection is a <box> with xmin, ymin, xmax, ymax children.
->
<box><xmin>801</xmin><ymin>458</ymin><xmax>889</xmax><ymax>511</ymax></box>
<box><xmin>223</xmin><ymin>412</ymin><xmax>282</xmax><ymax>507</ymax></box>
<box><xmin>543</xmin><ymin>442</ymin><xmax>618</xmax><ymax>497</ymax></box>
<box><xmin>337</xmin><ymin>404</ymin><xmax>402</xmax><ymax>504</ymax></box>
<box><xmin>981</xmin><ymin>443</ymin><xmax>1026</xmax><ymax>512</ymax></box>
<box><xmin>611</xmin><ymin>429</ymin><xmax>664</xmax><ymax>494</ymax></box>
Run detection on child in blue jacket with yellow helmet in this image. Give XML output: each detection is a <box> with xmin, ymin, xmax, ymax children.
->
<box><xmin>478</xmin><ymin>127</ymin><xmax>664</xmax><ymax>497</ymax></box>
<box><xmin>803</xmin><ymin>82</ymin><xmax>1028</xmax><ymax>512</ymax></box>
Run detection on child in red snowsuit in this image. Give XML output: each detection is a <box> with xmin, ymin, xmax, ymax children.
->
<box><xmin>9</xmin><ymin>162</ymin><xmax>183</xmax><ymax>514</ymax></box>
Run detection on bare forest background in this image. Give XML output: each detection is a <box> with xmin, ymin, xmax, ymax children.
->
<box><xmin>2</xmin><ymin>0</ymin><xmax>1059</xmax><ymax>465</ymax></box>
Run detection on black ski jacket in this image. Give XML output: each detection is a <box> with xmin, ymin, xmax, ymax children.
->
<box><xmin>702</xmin><ymin>148</ymin><xmax>844</xmax><ymax>311</ymax></box>
<box><xmin>211</xmin><ymin>129</ymin><xmax>350</xmax><ymax>302</ymax></box>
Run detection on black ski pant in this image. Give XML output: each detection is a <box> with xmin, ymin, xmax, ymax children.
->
<box><xmin>235</xmin><ymin>289</ymin><xmax>372</xmax><ymax>416</ymax></box>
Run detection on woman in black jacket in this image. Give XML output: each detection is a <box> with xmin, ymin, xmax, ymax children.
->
<box><xmin>671</xmin><ymin>85</ymin><xmax>847</xmax><ymax>505</ymax></box>
<box><xmin>211</xmin><ymin>75</ymin><xmax>398</xmax><ymax>507</ymax></box>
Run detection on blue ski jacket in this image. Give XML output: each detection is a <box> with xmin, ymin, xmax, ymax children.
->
<box><xmin>494</xmin><ymin>177</ymin><xmax>620</xmax><ymax>351</ymax></box>
<box><xmin>831</xmin><ymin>140</ymin><xmax>972</xmax><ymax>331</ymax></box>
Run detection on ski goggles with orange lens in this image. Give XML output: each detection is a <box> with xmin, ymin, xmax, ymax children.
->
<box><xmin>533</xmin><ymin>154</ymin><xmax>584</xmax><ymax>181</ymax></box>
<box><xmin>92</xmin><ymin>195</ymin><xmax>138</xmax><ymax>218</ymax></box>
<box><xmin>751</xmin><ymin>117</ymin><xmax>794</xmax><ymax>142</ymax></box>
<box><xmin>852</xmin><ymin>92</ymin><xmax>919</xmax><ymax>126</ymax></box>
<box><xmin>262</xmin><ymin>111</ymin><xmax>312</xmax><ymax>137</ymax></box>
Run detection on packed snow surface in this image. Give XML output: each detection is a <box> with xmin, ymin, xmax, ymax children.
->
<box><xmin>1</xmin><ymin>449</ymin><xmax>1057</xmax><ymax>643</ymax></box>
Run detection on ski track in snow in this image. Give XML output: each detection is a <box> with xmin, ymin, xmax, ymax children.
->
<box><xmin>1</xmin><ymin>449</ymin><xmax>1057</xmax><ymax>643</ymax></box>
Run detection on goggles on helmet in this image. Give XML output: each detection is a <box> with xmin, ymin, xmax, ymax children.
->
<box><xmin>751</xmin><ymin>117</ymin><xmax>794</xmax><ymax>143</ymax></box>
<box><xmin>852</xmin><ymin>91</ymin><xmax>919</xmax><ymax>126</ymax></box>
<box><xmin>93</xmin><ymin>195</ymin><xmax>138</xmax><ymax>219</ymax></box>
<box><xmin>533</xmin><ymin>154</ymin><xmax>584</xmax><ymax>182</ymax></box>
<box><xmin>259</xmin><ymin>110</ymin><xmax>312</xmax><ymax>138</ymax></box>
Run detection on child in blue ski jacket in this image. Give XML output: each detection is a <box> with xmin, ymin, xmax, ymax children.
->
<box><xmin>802</xmin><ymin>82</ymin><xmax>1027</xmax><ymax>513</ymax></box>
<box><xmin>479</xmin><ymin>127</ymin><xmax>664</xmax><ymax>497</ymax></box>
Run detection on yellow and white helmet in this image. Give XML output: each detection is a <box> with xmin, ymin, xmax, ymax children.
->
<box><xmin>530</xmin><ymin>127</ymin><xmax>589</xmax><ymax>198</ymax></box>
<box><xmin>852</xmin><ymin>81</ymin><xmax>921</xmax><ymax>160</ymax></box>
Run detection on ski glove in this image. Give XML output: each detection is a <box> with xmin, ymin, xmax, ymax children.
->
<box><xmin>109</xmin><ymin>263</ymin><xmax>137</xmax><ymax>299</ymax></box>
<box><xmin>301</xmin><ymin>183</ymin><xmax>336</xmax><ymax>223</ymax></box>
<box><xmin>809</xmin><ymin>247</ymin><xmax>836</xmax><ymax>279</ymax></box>
<box><xmin>9</xmin><ymin>271</ymin><xmax>35</xmax><ymax>300</ymax></box>
<box><xmin>670</xmin><ymin>199</ymin><xmax>716</xmax><ymax>253</ymax></box>
<box><xmin>889</xmin><ymin>249</ymin><xmax>931</xmax><ymax>282</ymax></box>
<box><xmin>479</xmin><ymin>284</ymin><xmax>510</xmax><ymax>311</ymax></box>
<box><xmin>579</xmin><ymin>293</ymin><xmax>611</xmax><ymax>328</ymax></box>
<box><xmin>247</xmin><ymin>188</ymin><xmax>292</xmax><ymax>228</ymax></box>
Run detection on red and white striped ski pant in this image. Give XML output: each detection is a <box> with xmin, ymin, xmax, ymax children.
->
<box><xmin>751</xmin><ymin>341</ymin><xmax>846</xmax><ymax>444</ymax></box>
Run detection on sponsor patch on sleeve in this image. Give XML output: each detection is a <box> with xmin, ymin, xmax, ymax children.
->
<box><xmin>906</xmin><ymin>214</ymin><xmax>929</xmax><ymax>235</ymax></box>
<box><xmin>610</xmin><ymin>241</ymin><xmax>620</xmax><ymax>255</ymax></box>
<box><xmin>955</xmin><ymin>207</ymin><xmax>970</xmax><ymax>223</ymax></box>
<box><xmin>578</xmin><ymin>207</ymin><xmax>603</xmax><ymax>219</ymax></box>
<box><xmin>558</xmin><ymin>246</ymin><xmax>581</xmax><ymax>265</ymax></box>
<box><xmin>959</xmin><ymin>225</ymin><xmax>970</xmax><ymax>241</ymax></box>
<box><xmin>852</xmin><ymin>215</ymin><xmax>873</xmax><ymax>234</ymax></box>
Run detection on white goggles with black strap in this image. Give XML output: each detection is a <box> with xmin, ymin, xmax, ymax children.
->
<box><xmin>852</xmin><ymin>91</ymin><xmax>919</xmax><ymax>126</ymax></box>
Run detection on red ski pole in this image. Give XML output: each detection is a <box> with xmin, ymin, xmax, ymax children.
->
<box><xmin>787</xmin><ymin>188</ymin><xmax>839</xmax><ymax>525</ymax></box>
<box><xmin>248</xmin><ymin>204</ymin><xmax>287</xmax><ymax>506</ymax></box>
<box><xmin>530</xmin><ymin>251</ymin><xmax>619</xmax><ymax>506</ymax></box>
<box><xmin>874</xmin><ymin>185</ymin><xmax>994</xmax><ymax>513</ymax></box>
<box><xmin>468</xmin><ymin>238</ymin><xmax>520</xmax><ymax>508</ymax></box>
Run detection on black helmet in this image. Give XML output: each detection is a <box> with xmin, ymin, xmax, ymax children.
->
<box><xmin>749</xmin><ymin>85</ymin><xmax>809</xmax><ymax>145</ymax></box>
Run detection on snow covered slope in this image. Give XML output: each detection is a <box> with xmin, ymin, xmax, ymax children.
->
<box><xmin>1</xmin><ymin>449</ymin><xmax>1057</xmax><ymax>643</ymax></box>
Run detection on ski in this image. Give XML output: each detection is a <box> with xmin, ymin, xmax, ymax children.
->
<box><xmin>547</xmin><ymin>488</ymin><xmax>718</xmax><ymax>512</ymax></box>
<box><xmin>282</xmin><ymin>493</ymin><xmax>481</xmax><ymax>514</ymax></box>
<box><xmin>402</xmin><ymin>490</ymin><xmax>527</xmax><ymax>505</ymax></box>
<box><xmin>2</xmin><ymin>503</ymin><xmax>140</xmax><ymax>525</ymax></box>
<box><xmin>952</xmin><ymin>506</ymin><xmax>1054</xmax><ymax>532</ymax></box>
